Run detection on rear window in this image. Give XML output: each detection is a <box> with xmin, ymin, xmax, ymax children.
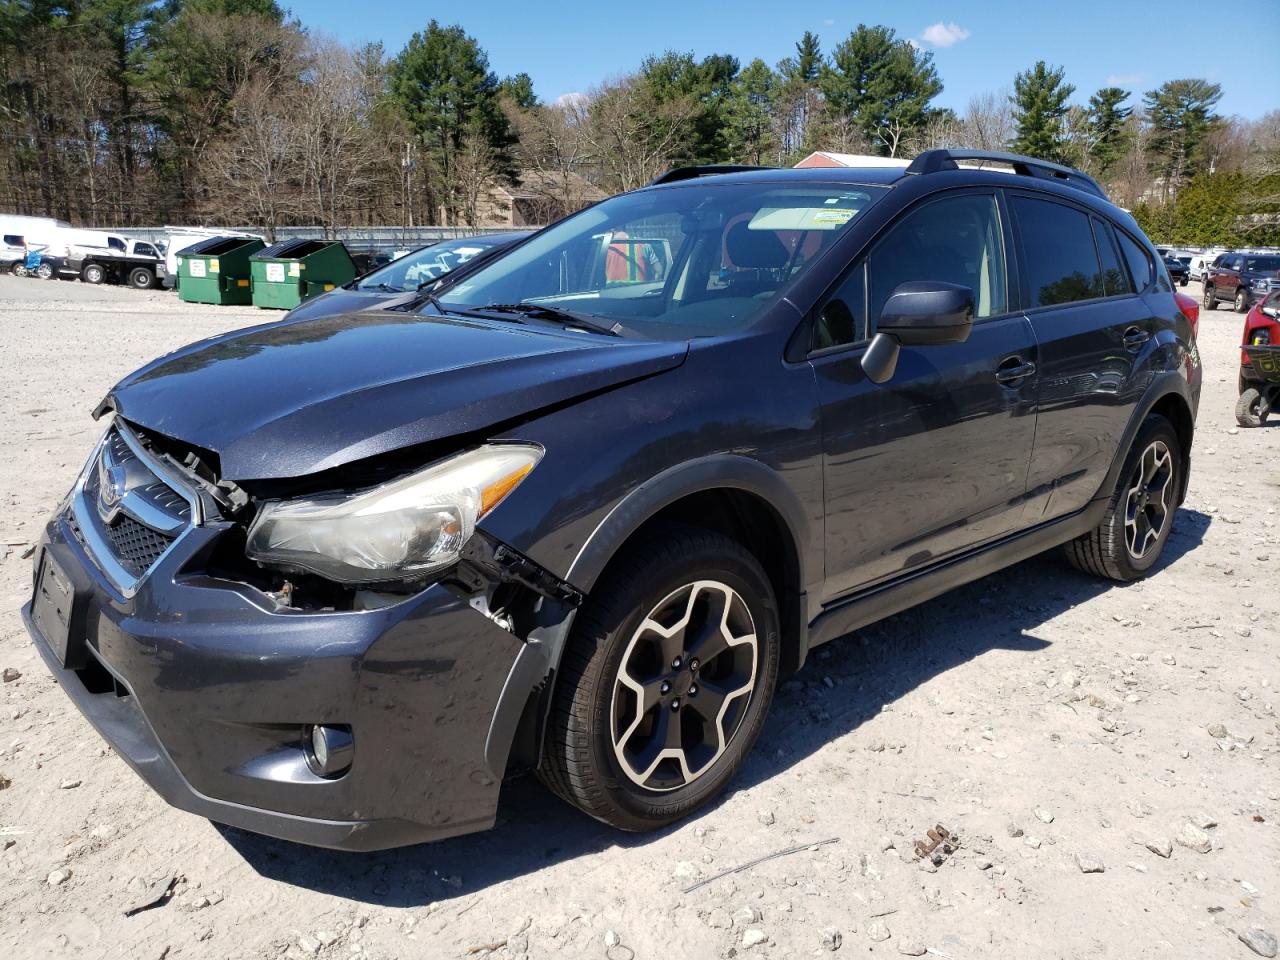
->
<box><xmin>1013</xmin><ymin>196</ymin><xmax>1102</xmax><ymax>307</ymax></box>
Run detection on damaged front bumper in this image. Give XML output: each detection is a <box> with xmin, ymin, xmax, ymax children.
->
<box><xmin>24</xmin><ymin>498</ymin><xmax>571</xmax><ymax>851</ymax></box>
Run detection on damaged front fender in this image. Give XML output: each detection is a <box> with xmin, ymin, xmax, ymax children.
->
<box><xmin>450</xmin><ymin>532</ymin><xmax>583</xmax><ymax>779</ymax></box>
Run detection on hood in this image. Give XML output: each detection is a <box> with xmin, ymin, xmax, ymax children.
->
<box><xmin>108</xmin><ymin>310</ymin><xmax>687</xmax><ymax>481</ymax></box>
<box><xmin>281</xmin><ymin>287</ymin><xmax>418</xmax><ymax>322</ymax></box>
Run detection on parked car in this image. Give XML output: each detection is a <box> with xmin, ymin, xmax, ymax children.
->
<box><xmin>1163</xmin><ymin>256</ymin><xmax>1189</xmax><ymax>286</ymax></box>
<box><xmin>24</xmin><ymin>150</ymin><xmax>1200</xmax><ymax>850</ymax></box>
<box><xmin>281</xmin><ymin>232</ymin><xmax>531</xmax><ymax>322</ymax></box>
<box><xmin>1236</xmin><ymin>290</ymin><xmax>1280</xmax><ymax>426</ymax></box>
<box><xmin>68</xmin><ymin>236</ymin><xmax>165</xmax><ymax>288</ymax></box>
<box><xmin>1204</xmin><ymin>251</ymin><xmax>1280</xmax><ymax>312</ymax></box>
<box><xmin>1189</xmin><ymin>253</ymin><xmax>1220</xmax><ymax>282</ymax></box>
<box><xmin>2</xmin><ymin>233</ymin><xmax>26</xmax><ymax>273</ymax></box>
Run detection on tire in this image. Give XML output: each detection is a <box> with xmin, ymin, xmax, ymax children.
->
<box><xmin>129</xmin><ymin>267</ymin><xmax>154</xmax><ymax>289</ymax></box>
<box><xmin>35</xmin><ymin>263</ymin><xmax>53</xmax><ymax>280</ymax></box>
<box><xmin>1235</xmin><ymin>288</ymin><xmax>1250</xmax><ymax>313</ymax></box>
<box><xmin>539</xmin><ymin>527</ymin><xmax>780</xmax><ymax>831</ymax></box>
<box><xmin>1203</xmin><ymin>285</ymin><xmax>1217</xmax><ymax>310</ymax></box>
<box><xmin>81</xmin><ymin>263</ymin><xmax>105</xmax><ymax>284</ymax></box>
<box><xmin>11</xmin><ymin>262</ymin><xmax>27</xmax><ymax>277</ymax></box>
<box><xmin>1065</xmin><ymin>414</ymin><xmax>1182</xmax><ymax>582</ymax></box>
<box><xmin>1236</xmin><ymin>387</ymin><xmax>1269</xmax><ymax>427</ymax></box>
<box><xmin>1179</xmin><ymin>278</ymin><xmax>1188</xmax><ymax>287</ymax></box>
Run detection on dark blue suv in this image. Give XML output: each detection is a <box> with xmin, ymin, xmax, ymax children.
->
<box><xmin>25</xmin><ymin>150</ymin><xmax>1201</xmax><ymax>849</ymax></box>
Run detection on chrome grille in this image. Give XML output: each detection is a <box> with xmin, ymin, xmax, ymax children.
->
<box><xmin>69</xmin><ymin>423</ymin><xmax>196</xmax><ymax>594</ymax></box>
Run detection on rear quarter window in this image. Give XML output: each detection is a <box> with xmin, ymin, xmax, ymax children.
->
<box><xmin>1115</xmin><ymin>230</ymin><xmax>1155</xmax><ymax>292</ymax></box>
<box><xmin>1012</xmin><ymin>196</ymin><xmax>1102</xmax><ymax>307</ymax></box>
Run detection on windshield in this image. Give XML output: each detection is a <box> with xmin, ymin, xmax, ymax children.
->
<box><xmin>1245</xmin><ymin>256</ymin><xmax>1280</xmax><ymax>273</ymax></box>
<box><xmin>436</xmin><ymin>181</ymin><xmax>888</xmax><ymax>337</ymax></box>
<box><xmin>355</xmin><ymin>236</ymin><xmax>510</xmax><ymax>292</ymax></box>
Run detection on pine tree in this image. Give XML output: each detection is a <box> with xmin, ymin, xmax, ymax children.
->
<box><xmin>819</xmin><ymin>24</ymin><xmax>942</xmax><ymax>157</ymax></box>
<box><xmin>724</xmin><ymin>58</ymin><xmax>778</xmax><ymax>165</ymax></box>
<box><xmin>1010</xmin><ymin>61</ymin><xmax>1075</xmax><ymax>163</ymax></box>
<box><xmin>389</xmin><ymin>21</ymin><xmax>516</xmax><ymax>221</ymax></box>
<box><xmin>1144</xmin><ymin>78</ymin><xmax>1223</xmax><ymax>191</ymax></box>
<box><xmin>1085</xmin><ymin>87</ymin><xmax>1131</xmax><ymax>175</ymax></box>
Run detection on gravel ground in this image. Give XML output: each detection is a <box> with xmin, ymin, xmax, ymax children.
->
<box><xmin>0</xmin><ymin>274</ymin><xmax>1276</xmax><ymax>960</ymax></box>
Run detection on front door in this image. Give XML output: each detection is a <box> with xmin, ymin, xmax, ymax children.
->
<box><xmin>810</xmin><ymin>190</ymin><xmax>1039</xmax><ymax>601</ymax></box>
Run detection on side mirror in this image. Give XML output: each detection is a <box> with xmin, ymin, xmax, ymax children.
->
<box><xmin>861</xmin><ymin>281</ymin><xmax>975</xmax><ymax>384</ymax></box>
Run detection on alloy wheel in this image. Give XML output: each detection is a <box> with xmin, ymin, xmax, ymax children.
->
<box><xmin>1124</xmin><ymin>440</ymin><xmax>1174</xmax><ymax>560</ymax></box>
<box><xmin>610</xmin><ymin>580</ymin><xmax>758</xmax><ymax>792</ymax></box>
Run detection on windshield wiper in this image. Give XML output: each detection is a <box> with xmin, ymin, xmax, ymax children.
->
<box><xmin>476</xmin><ymin>302</ymin><xmax>619</xmax><ymax>336</ymax></box>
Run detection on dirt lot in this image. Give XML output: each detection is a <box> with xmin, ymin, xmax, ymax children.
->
<box><xmin>0</xmin><ymin>274</ymin><xmax>1276</xmax><ymax>960</ymax></box>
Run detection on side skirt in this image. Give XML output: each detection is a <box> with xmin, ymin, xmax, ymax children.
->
<box><xmin>807</xmin><ymin>497</ymin><xmax>1108</xmax><ymax>649</ymax></box>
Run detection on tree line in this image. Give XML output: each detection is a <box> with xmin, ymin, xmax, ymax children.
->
<box><xmin>2</xmin><ymin>1</ymin><xmax>1276</xmax><ymax>244</ymax></box>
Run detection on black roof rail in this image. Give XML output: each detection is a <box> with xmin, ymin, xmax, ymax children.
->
<box><xmin>905</xmin><ymin>149</ymin><xmax>1107</xmax><ymax>200</ymax></box>
<box><xmin>647</xmin><ymin>165</ymin><xmax>776</xmax><ymax>186</ymax></box>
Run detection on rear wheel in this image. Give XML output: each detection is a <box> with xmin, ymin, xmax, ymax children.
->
<box><xmin>539</xmin><ymin>527</ymin><xmax>780</xmax><ymax>831</ymax></box>
<box><xmin>129</xmin><ymin>267</ymin><xmax>154</xmax><ymax>289</ymax></box>
<box><xmin>81</xmin><ymin>263</ymin><xmax>105</xmax><ymax>284</ymax></box>
<box><xmin>1065</xmin><ymin>415</ymin><xmax>1182</xmax><ymax>581</ymax></box>
<box><xmin>1235</xmin><ymin>288</ymin><xmax>1250</xmax><ymax>313</ymax></box>
<box><xmin>1203</xmin><ymin>285</ymin><xmax>1217</xmax><ymax>310</ymax></box>
<box><xmin>35</xmin><ymin>262</ymin><xmax>53</xmax><ymax>280</ymax></box>
<box><xmin>1236</xmin><ymin>387</ymin><xmax>1270</xmax><ymax>427</ymax></box>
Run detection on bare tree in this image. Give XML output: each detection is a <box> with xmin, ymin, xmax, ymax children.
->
<box><xmin>452</xmin><ymin>131</ymin><xmax>501</xmax><ymax>226</ymax></box>
<box><xmin>570</xmin><ymin>77</ymin><xmax>698</xmax><ymax>193</ymax></box>
<box><xmin>296</xmin><ymin>37</ymin><xmax>382</xmax><ymax>235</ymax></box>
<box><xmin>205</xmin><ymin>77</ymin><xmax>304</xmax><ymax>239</ymax></box>
<box><xmin>510</xmin><ymin>99</ymin><xmax>598</xmax><ymax>221</ymax></box>
<box><xmin>958</xmin><ymin>90</ymin><xmax>1014</xmax><ymax>150</ymax></box>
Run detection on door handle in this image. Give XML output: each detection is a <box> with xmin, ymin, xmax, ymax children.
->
<box><xmin>995</xmin><ymin>356</ymin><xmax>1036</xmax><ymax>384</ymax></box>
<box><xmin>1122</xmin><ymin>326</ymin><xmax>1150</xmax><ymax>351</ymax></box>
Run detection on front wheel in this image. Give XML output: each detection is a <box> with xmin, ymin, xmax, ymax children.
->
<box><xmin>539</xmin><ymin>528</ymin><xmax>780</xmax><ymax>831</ymax></box>
<box><xmin>1235</xmin><ymin>288</ymin><xmax>1250</xmax><ymax>313</ymax></box>
<box><xmin>1065</xmin><ymin>414</ymin><xmax>1183</xmax><ymax>581</ymax></box>
<box><xmin>1203</xmin><ymin>286</ymin><xmax>1217</xmax><ymax>310</ymax></box>
<box><xmin>11</xmin><ymin>262</ymin><xmax>26</xmax><ymax>277</ymax></box>
<box><xmin>1236</xmin><ymin>387</ymin><xmax>1271</xmax><ymax>427</ymax></box>
<box><xmin>35</xmin><ymin>262</ymin><xmax>53</xmax><ymax>280</ymax></box>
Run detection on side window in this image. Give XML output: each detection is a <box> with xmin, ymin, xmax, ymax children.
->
<box><xmin>1093</xmin><ymin>219</ymin><xmax>1133</xmax><ymax>296</ymax></box>
<box><xmin>813</xmin><ymin>261</ymin><xmax>866</xmax><ymax>350</ymax></box>
<box><xmin>1114</xmin><ymin>230</ymin><xmax>1152</xmax><ymax>292</ymax></box>
<box><xmin>134</xmin><ymin>242</ymin><xmax>158</xmax><ymax>258</ymax></box>
<box><xmin>1014</xmin><ymin>196</ymin><xmax>1103</xmax><ymax>306</ymax></box>
<box><xmin>865</xmin><ymin>193</ymin><xmax>1007</xmax><ymax>327</ymax></box>
<box><xmin>108</xmin><ymin>236</ymin><xmax>125</xmax><ymax>252</ymax></box>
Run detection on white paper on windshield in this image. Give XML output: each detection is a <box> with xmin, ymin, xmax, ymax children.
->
<box><xmin>748</xmin><ymin>207</ymin><xmax>859</xmax><ymax>231</ymax></box>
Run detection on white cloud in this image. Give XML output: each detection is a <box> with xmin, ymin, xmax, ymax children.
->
<box><xmin>553</xmin><ymin>92</ymin><xmax>588</xmax><ymax>110</ymax></box>
<box><xmin>1105</xmin><ymin>73</ymin><xmax>1143</xmax><ymax>86</ymax></box>
<box><xmin>823</xmin><ymin>18</ymin><xmax>834</xmax><ymax>26</ymax></box>
<box><xmin>919</xmin><ymin>22</ymin><xmax>971</xmax><ymax>48</ymax></box>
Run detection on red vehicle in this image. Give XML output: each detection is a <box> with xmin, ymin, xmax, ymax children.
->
<box><xmin>1237</xmin><ymin>290</ymin><xmax>1280</xmax><ymax>426</ymax></box>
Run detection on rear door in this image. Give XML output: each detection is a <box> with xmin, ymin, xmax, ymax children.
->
<box><xmin>1011</xmin><ymin>193</ymin><xmax>1156</xmax><ymax>521</ymax></box>
<box><xmin>810</xmin><ymin>189</ymin><xmax>1039</xmax><ymax>600</ymax></box>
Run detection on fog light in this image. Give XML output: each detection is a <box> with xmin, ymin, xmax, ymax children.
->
<box><xmin>306</xmin><ymin>724</ymin><xmax>353</xmax><ymax>777</ymax></box>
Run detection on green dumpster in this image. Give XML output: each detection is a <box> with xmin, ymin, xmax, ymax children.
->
<box><xmin>177</xmin><ymin>236</ymin><xmax>265</xmax><ymax>305</ymax></box>
<box><xmin>249</xmin><ymin>239</ymin><xmax>357</xmax><ymax>310</ymax></box>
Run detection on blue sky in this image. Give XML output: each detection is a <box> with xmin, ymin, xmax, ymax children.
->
<box><xmin>294</xmin><ymin>0</ymin><xmax>1279</xmax><ymax>119</ymax></box>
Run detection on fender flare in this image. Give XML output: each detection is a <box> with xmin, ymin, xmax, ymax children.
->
<box><xmin>483</xmin><ymin>453</ymin><xmax>813</xmax><ymax>776</ymax></box>
<box><xmin>1097</xmin><ymin>370</ymin><xmax>1196</xmax><ymax>505</ymax></box>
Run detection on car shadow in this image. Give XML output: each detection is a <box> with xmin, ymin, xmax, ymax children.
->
<box><xmin>219</xmin><ymin>509</ymin><xmax>1211</xmax><ymax>905</ymax></box>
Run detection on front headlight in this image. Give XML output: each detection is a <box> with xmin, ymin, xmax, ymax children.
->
<box><xmin>245</xmin><ymin>444</ymin><xmax>542</xmax><ymax>584</ymax></box>
<box><xmin>1253</xmin><ymin>278</ymin><xmax>1269</xmax><ymax>290</ymax></box>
